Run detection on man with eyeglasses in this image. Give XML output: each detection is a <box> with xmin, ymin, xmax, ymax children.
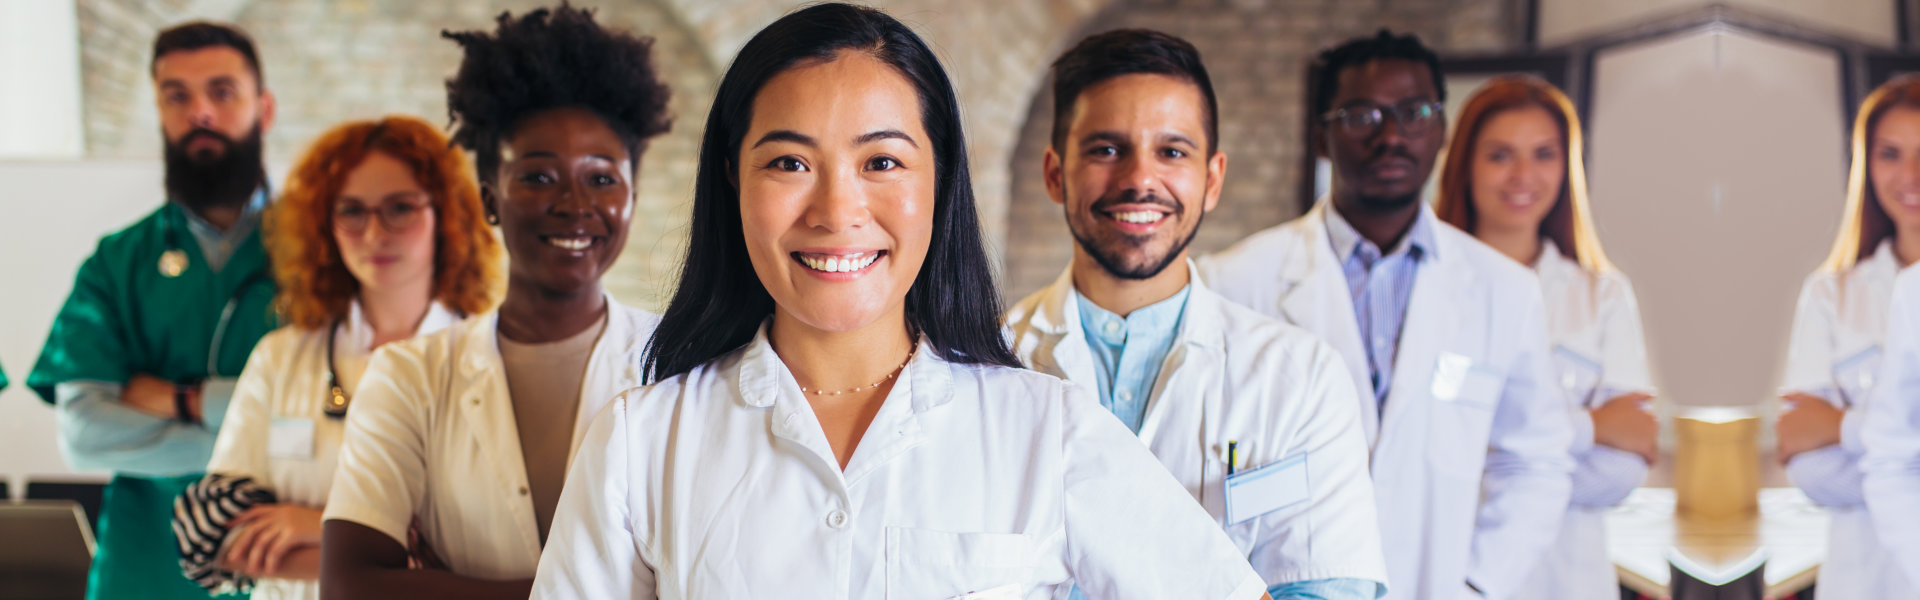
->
<box><xmin>27</xmin><ymin>21</ymin><xmax>278</xmax><ymax>600</ymax></box>
<box><xmin>1200</xmin><ymin>30</ymin><xmax>1573</xmax><ymax>600</ymax></box>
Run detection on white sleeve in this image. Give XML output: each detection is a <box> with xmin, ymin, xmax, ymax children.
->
<box><xmin>1598</xmin><ymin>275</ymin><xmax>1655</xmax><ymax>395</ymax></box>
<box><xmin>1465</xmin><ymin>288</ymin><xmax>1576</xmax><ymax>600</ymax></box>
<box><xmin>1059</xmin><ymin>383</ymin><xmax>1267</xmax><ymax>600</ymax></box>
<box><xmin>204</xmin><ymin>335</ymin><xmax>278</xmax><ymax>482</ymax></box>
<box><xmin>321</xmin><ymin>345</ymin><xmax>430</xmax><ymax>544</ymax></box>
<box><xmin>532</xmin><ymin>393</ymin><xmax>655</xmax><ymax>599</ymax></box>
<box><xmin>1248</xmin><ymin>343</ymin><xmax>1388</xmax><ymax>589</ymax></box>
<box><xmin>1781</xmin><ymin>274</ymin><xmax>1839</xmax><ymax>400</ymax></box>
<box><xmin>1862</xmin><ymin>269</ymin><xmax>1920</xmax><ymax>585</ymax></box>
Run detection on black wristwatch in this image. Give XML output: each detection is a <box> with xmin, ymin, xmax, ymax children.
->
<box><xmin>174</xmin><ymin>382</ymin><xmax>199</xmax><ymax>424</ymax></box>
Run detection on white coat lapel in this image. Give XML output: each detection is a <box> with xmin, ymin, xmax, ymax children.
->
<box><xmin>452</xmin><ymin>313</ymin><xmax>543</xmax><ymax>555</ymax></box>
<box><xmin>1029</xmin><ymin>269</ymin><xmax>1104</xmax><ymax>390</ymax></box>
<box><xmin>1139</xmin><ymin>263</ymin><xmax>1225</xmax><ymax>442</ymax></box>
<box><xmin>1280</xmin><ymin>203</ymin><xmax>1376</xmax><ymax>441</ymax></box>
<box><xmin>1378</xmin><ymin>227</ymin><xmax>1480</xmax><ymax>453</ymax></box>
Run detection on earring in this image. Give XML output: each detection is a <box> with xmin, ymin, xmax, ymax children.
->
<box><xmin>486</xmin><ymin>212</ymin><xmax>499</xmax><ymax>225</ymax></box>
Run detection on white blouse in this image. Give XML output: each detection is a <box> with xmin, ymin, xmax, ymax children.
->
<box><xmin>531</xmin><ymin>325</ymin><xmax>1267</xmax><ymax>600</ymax></box>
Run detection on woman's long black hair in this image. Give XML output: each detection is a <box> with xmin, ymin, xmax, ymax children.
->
<box><xmin>645</xmin><ymin>2</ymin><xmax>1020</xmax><ymax>383</ymax></box>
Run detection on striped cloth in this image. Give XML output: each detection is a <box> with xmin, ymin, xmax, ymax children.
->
<box><xmin>171</xmin><ymin>473</ymin><xmax>276</xmax><ymax>593</ymax></box>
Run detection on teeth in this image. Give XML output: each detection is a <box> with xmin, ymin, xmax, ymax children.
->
<box><xmin>547</xmin><ymin>237</ymin><xmax>592</xmax><ymax>250</ymax></box>
<box><xmin>1112</xmin><ymin>211</ymin><xmax>1164</xmax><ymax>224</ymax></box>
<box><xmin>798</xmin><ymin>252</ymin><xmax>878</xmax><ymax>273</ymax></box>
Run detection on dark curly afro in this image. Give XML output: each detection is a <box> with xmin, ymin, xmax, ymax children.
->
<box><xmin>441</xmin><ymin>3</ymin><xmax>673</xmax><ymax>185</ymax></box>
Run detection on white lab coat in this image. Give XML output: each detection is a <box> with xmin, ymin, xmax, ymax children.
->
<box><xmin>1513</xmin><ymin>242</ymin><xmax>1654</xmax><ymax>600</ymax></box>
<box><xmin>323</xmin><ymin>295</ymin><xmax>659</xmax><ymax>580</ymax></box>
<box><xmin>1809</xmin><ymin>242</ymin><xmax>1920</xmax><ymax>599</ymax></box>
<box><xmin>1002</xmin><ymin>263</ymin><xmax>1388</xmax><ymax>591</ymax></box>
<box><xmin>530</xmin><ymin>324</ymin><xmax>1269</xmax><ymax>600</ymax></box>
<box><xmin>205</xmin><ymin>301</ymin><xmax>459</xmax><ymax>600</ymax></box>
<box><xmin>1197</xmin><ymin>200</ymin><xmax>1575</xmax><ymax>600</ymax></box>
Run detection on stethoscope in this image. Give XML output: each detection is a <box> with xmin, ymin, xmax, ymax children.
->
<box><xmin>154</xmin><ymin>204</ymin><xmax>273</xmax><ymax>383</ymax></box>
<box><xmin>324</xmin><ymin>321</ymin><xmax>349</xmax><ymax>419</ymax></box>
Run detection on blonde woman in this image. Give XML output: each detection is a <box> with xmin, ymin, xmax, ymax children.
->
<box><xmin>1786</xmin><ymin>76</ymin><xmax>1920</xmax><ymax>600</ymax></box>
<box><xmin>1433</xmin><ymin>75</ymin><xmax>1656</xmax><ymax>600</ymax></box>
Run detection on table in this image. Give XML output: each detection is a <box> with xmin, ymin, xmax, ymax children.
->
<box><xmin>1608</xmin><ymin>488</ymin><xmax>1829</xmax><ymax>597</ymax></box>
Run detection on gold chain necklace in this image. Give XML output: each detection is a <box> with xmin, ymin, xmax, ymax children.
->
<box><xmin>799</xmin><ymin>345</ymin><xmax>918</xmax><ymax>397</ymax></box>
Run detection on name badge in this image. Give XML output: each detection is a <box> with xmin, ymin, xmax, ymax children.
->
<box><xmin>1832</xmin><ymin>345</ymin><xmax>1883</xmax><ymax>407</ymax></box>
<box><xmin>1432</xmin><ymin>351</ymin><xmax>1503</xmax><ymax>408</ymax></box>
<box><xmin>1224</xmin><ymin>452</ymin><xmax>1310</xmax><ymax>525</ymax></box>
<box><xmin>268</xmin><ymin>417</ymin><xmax>315</xmax><ymax>460</ymax></box>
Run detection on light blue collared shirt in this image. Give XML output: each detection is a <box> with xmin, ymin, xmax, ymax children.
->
<box><xmin>1325</xmin><ymin>205</ymin><xmax>1436</xmax><ymax>407</ymax></box>
<box><xmin>179</xmin><ymin>187</ymin><xmax>270</xmax><ymax>272</ymax></box>
<box><xmin>1073</xmin><ymin>285</ymin><xmax>1189</xmax><ymax>433</ymax></box>
<box><xmin>1070</xmin><ymin>283</ymin><xmax>1379</xmax><ymax>600</ymax></box>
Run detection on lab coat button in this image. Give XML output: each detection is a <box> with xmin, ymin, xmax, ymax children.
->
<box><xmin>826</xmin><ymin>509</ymin><xmax>849</xmax><ymax>529</ymax></box>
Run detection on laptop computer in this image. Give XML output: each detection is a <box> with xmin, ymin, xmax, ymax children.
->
<box><xmin>0</xmin><ymin>500</ymin><xmax>95</xmax><ymax>600</ymax></box>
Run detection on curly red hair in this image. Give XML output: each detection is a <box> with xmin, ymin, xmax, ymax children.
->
<box><xmin>266</xmin><ymin>115</ymin><xmax>502</xmax><ymax>330</ymax></box>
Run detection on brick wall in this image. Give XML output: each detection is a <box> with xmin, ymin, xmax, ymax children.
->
<box><xmin>76</xmin><ymin>0</ymin><xmax>1518</xmax><ymax>307</ymax></box>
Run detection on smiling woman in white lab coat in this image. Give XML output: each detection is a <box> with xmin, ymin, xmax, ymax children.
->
<box><xmin>1429</xmin><ymin>76</ymin><xmax>1656</xmax><ymax>600</ymax></box>
<box><xmin>1791</xmin><ymin>76</ymin><xmax>1920</xmax><ymax>600</ymax></box>
<box><xmin>530</xmin><ymin>5</ymin><xmax>1269</xmax><ymax>600</ymax></box>
<box><xmin>316</xmin><ymin>7</ymin><xmax>672</xmax><ymax>600</ymax></box>
<box><xmin>172</xmin><ymin>116</ymin><xmax>501</xmax><ymax>600</ymax></box>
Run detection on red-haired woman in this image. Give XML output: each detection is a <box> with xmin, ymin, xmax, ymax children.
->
<box><xmin>172</xmin><ymin>115</ymin><xmax>501</xmax><ymax>599</ymax></box>
<box><xmin>1433</xmin><ymin>75</ymin><xmax>1657</xmax><ymax>599</ymax></box>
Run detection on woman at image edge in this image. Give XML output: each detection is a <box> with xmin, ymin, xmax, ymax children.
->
<box><xmin>1431</xmin><ymin>76</ymin><xmax>1658</xmax><ymax>600</ymax></box>
<box><xmin>530</xmin><ymin>4</ymin><xmax>1270</xmax><ymax>599</ymax></box>
<box><xmin>1794</xmin><ymin>76</ymin><xmax>1920</xmax><ymax>600</ymax></box>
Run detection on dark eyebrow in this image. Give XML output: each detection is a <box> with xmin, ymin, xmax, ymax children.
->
<box><xmin>511</xmin><ymin>151</ymin><xmax>621</xmax><ymax>165</ymax></box>
<box><xmin>855</xmin><ymin>129</ymin><xmax>917</xmax><ymax>148</ymax></box>
<box><xmin>1076</xmin><ymin>131</ymin><xmax>1128</xmax><ymax>147</ymax></box>
<box><xmin>752</xmin><ymin>130</ymin><xmax>816</xmax><ymax>149</ymax></box>
<box><xmin>209</xmin><ymin>75</ymin><xmax>237</xmax><ymax>88</ymax></box>
<box><xmin>1160</xmin><ymin>133</ymin><xmax>1198</xmax><ymax>148</ymax></box>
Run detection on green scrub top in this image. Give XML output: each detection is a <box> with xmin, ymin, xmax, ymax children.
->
<box><xmin>28</xmin><ymin>202</ymin><xmax>277</xmax><ymax>600</ymax></box>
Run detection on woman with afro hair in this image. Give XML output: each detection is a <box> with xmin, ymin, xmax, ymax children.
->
<box><xmin>319</xmin><ymin>4</ymin><xmax>671</xmax><ymax>599</ymax></box>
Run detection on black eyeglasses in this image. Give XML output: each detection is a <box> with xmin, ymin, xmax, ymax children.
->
<box><xmin>333</xmin><ymin>195</ymin><xmax>433</xmax><ymax>234</ymax></box>
<box><xmin>1321</xmin><ymin>99</ymin><xmax>1444</xmax><ymax>137</ymax></box>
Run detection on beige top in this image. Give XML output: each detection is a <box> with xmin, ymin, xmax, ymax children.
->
<box><xmin>497</xmin><ymin>312</ymin><xmax>607</xmax><ymax>545</ymax></box>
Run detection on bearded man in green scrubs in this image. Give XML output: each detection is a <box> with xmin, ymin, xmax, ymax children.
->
<box><xmin>28</xmin><ymin>21</ymin><xmax>278</xmax><ymax>600</ymax></box>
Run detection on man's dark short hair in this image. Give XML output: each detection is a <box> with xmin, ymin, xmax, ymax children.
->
<box><xmin>1049</xmin><ymin>29</ymin><xmax>1219</xmax><ymax>154</ymax></box>
<box><xmin>1312</xmin><ymin>29</ymin><xmax>1444</xmax><ymax>119</ymax></box>
<box><xmin>151</xmin><ymin>22</ymin><xmax>265</xmax><ymax>88</ymax></box>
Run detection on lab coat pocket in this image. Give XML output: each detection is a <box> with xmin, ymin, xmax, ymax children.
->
<box><xmin>1551</xmin><ymin>345</ymin><xmax>1604</xmax><ymax>409</ymax></box>
<box><xmin>885</xmin><ymin>527</ymin><xmax>1037</xmax><ymax>600</ymax></box>
<box><xmin>1832</xmin><ymin>342</ymin><xmax>1882</xmax><ymax>408</ymax></box>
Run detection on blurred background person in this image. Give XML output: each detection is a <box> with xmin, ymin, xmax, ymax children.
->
<box><xmin>172</xmin><ymin>115</ymin><xmax>500</xmax><ymax>599</ymax></box>
<box><xmin>1433</xmin><ymin>74</ymin><xmax>1657</xmax><ymax>600</ymax></box>
<box><xmin>1783</xmin><ymin>75</ymin><xmax>1920</xmax><ymax>600</ymax></box>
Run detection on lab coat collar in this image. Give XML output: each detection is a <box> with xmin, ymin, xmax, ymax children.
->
<box><xmin>341</xmin><ymin>300</ymin><xmax>461</xmax><ymax>352</ymax></box>
<box><xmin>736</xmin><ymin>320</ymin><xmax>954</xmax><ymax>414</ymax></box>
<box><xmin>455</xmin><ymin>289</ymin><xmax>642</xmax><ymax>376</ymax></box>
<box><xmin>1031</xmin><ymin>259</ymin><xmax>1227</xmax><ymax>353</ymax></box>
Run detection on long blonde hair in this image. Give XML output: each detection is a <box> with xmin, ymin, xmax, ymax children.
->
<box><xmin>1820</xmin><ymin>75</ymin><xmax>1919</xmax><ymax>273</ymax></box>
<box><xmin>1434</xmin><ymin>75</ymin><xmax>1615</xmax><ymax>273</ymax></box>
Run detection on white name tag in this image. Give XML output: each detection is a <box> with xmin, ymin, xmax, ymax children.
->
<box><xmin>268</xmin><ymin>417</ymin><xmax>315</xmax><ymax>460</ymax></box>
<box><xmin>1224</xmin><ymin>453</ymin><xmax>1310</xmax><ymax>525</ymax></box>
<box><xmin>1432</xmin><ymin>351</ymin><xmax>1502</xmax><ymax>408</ymax></box>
